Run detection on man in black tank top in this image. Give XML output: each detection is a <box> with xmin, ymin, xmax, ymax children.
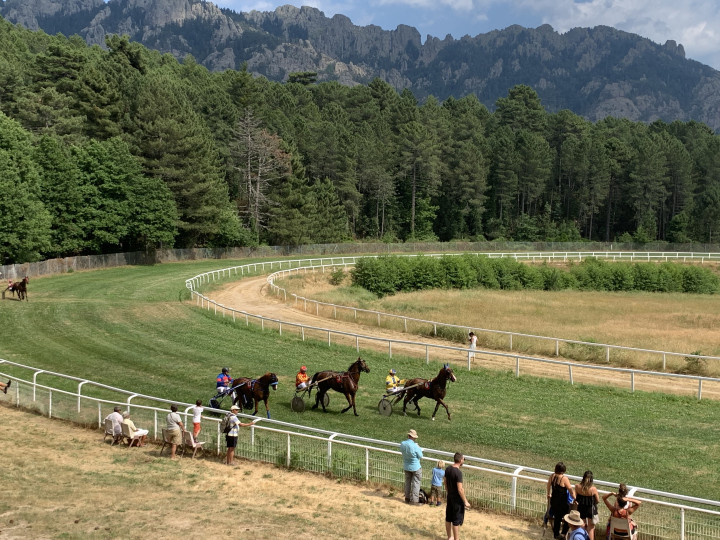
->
<box><xmin>444</xmin><ymin>452</ymin><xmax>471</xmax><ymax>540</ymax></box>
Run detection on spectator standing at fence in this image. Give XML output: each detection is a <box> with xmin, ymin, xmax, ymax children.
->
<box><xmin>226</xmin><ymin>405</ymin><xmax>252</xmax><ymax>466</ymax></box>
<box><xmin>122</xmin><ymin>411</ymin><xmax>149</xmax><ymax>446</ymax></box>
<box><xmin>400</xmin><ymin>429</ymin><xmax>423</xmax><ymax>504</ymax></box>
<box><xmin>166</xmin><ymin>404</ymin><xmax>185</xmax><ymax>459</ymax></box>
<box><xmin>191</xmin><ymin>399</ymin><xmax>204</xmax><ymax>438</ymax></box>
<box><xmin>547</xmin><ymin>462</ymin><xmax>575</xmax><ymax>540</ymax></box>
<box><xmin>468</xmin><ymin>332</ymin><xmax>477</xmax><ymax>360</ymax></box>
<box><xmin>564</xmin><ymin>510</ymin><xmax>590</xmax><ymax>540</ymax></box>
<box><xmin>104</xmin><ymin>406</ymin><xmax>123</xmax><ymax>439</ymax></box>
<box><xmin>444</xmin><ymin>452</ymin><xmax>471</xmax><ymax>540</ymax></box>
<box><xmin>0</xmin><ymin>379</ymin><xmax>11</xmax><ymax>394</ymax></box>
<box><xmin>429</xmin><ymin>460</ymin><xmax>445</xmax><ymax>506</ymax></box>
<box><xmin>575</xmin><ymin>470</ymin><xmax>600</xmax><ymax>539</ymax></box>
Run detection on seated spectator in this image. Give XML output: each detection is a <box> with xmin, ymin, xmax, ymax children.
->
<box><xmin>0</xmin><ymin>379</ymin><xmax>11</xmax><ymax>394</ymax></box>
<box><xmin>122</xmin><ymin>411</ymin><xmax>149</xmax><ymax>446</ymax></box>
<box><xmin>603</xmin><ymin>483</ymin><xmax>641</xmax><ymax>540</ymax></box>
<box><xmin>104</xmin><ymin>406</ymin><xmax>124</xmax><ymax>440</ymax></box>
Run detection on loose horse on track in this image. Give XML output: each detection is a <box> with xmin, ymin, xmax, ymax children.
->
<box><xmin>309</xmin><ymin>357</ymin><xmax>370</xmax><ymax>416</ymax></box>
<box><xmin>231</xmin><ymin>373</ymin><xmax>278</xmax><ymax>418</ymax></box>
<box><xmin>400</xmin><ymin>363</ymin><xmax>457</xmax><ymax>421</ymax></box>
<box><xmin>3</xmin><ymin>277</ymin><xmax>29</xmax><ymax>301</ymax></box>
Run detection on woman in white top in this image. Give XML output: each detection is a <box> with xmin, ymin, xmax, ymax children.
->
<box><xmin>468</xmin><ymin>332</ymin><xmax>477</xmax><ymax>359</ymax></box>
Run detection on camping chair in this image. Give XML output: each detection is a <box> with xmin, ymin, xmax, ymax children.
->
<box><xmin>159</xmin><ymin>428</ymin><xmax>173</xmax><ymax>455</ymax></box>
<box><xmin>104</xmin><ymin>418</ymin><xmax>122</xmax><ymax>445</ymax></box>
<box><xmin>608</xmin><ymin>516</ymin><xmax>637</xmax><ymax>540</ymax></box>
<box><xmin>182</xmin><ymin>430</ymin><xmax>206</xmax><ymax>459</ymax></box>
<box><xmin>121</xmin><ymin>422</ymin><xmax>143</xmax><ymax>448</ymax></box>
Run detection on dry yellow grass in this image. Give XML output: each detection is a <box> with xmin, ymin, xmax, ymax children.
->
<box><xmin>0</xmin><ymin>404</ymin><xmax>539</xmax><ymax>539</ymax></box>
<box><xmin>278</xmin><ymin>272</ymin><xmax>720</xmax><ymax>376</ymax></box>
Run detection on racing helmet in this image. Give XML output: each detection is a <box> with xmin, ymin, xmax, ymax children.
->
<box><xmin>222</xmin><ymin>367</ymin><xmax>230</xmax><ymax>374</ymax></box>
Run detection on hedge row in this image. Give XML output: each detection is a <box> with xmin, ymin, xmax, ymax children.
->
<box><xmin>350</xmin><ymin>255</ymin><xmax>720</xmax><ymax>296</ymax></box>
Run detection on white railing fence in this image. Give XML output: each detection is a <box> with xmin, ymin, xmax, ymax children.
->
<box><xmin>184</xmin><ymin>253</ymin><xmax>720</xmax><ymax>400</ymax></box>
<box><xmin>1</xmin><ymin>359</ymin><xmax>718</xmax><ymax>540</ymax></box>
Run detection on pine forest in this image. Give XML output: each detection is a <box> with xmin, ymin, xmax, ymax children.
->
<box><xmin>2</xmin><ymin>19</ymin><xmax>720</xmax><ymax>264</ymax></box>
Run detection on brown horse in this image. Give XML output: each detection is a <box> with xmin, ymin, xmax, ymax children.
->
<box><xmin>2</xmin><ymin>277</ymin><xmax>29</xmax><ymax>301</ymax></box>
<box><xmin>15</xmin><ymin>277</ymin><xmax>29</xmax><ymax>301</ymax></box>
<box><xmin>309</xmin><ymin>357</ymin><xmax>370</xmax><ymax>416</ymax></box>
<box><xmin>400</xmin><ymin>364</ymin><xmax>457</xmax><ymax>421</ymax></box>
<box><xmin>231</xmin><ymin>372</ymin><xmax>278</xmax><ymax>418</ymax></box>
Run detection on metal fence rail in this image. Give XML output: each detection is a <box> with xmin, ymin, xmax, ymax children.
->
<box><xmin>184</xmin><ymin>253</ymin><xmax>720</xmax><ymax>400</ymax></box>
<box><xmin>1</xmin><ymin>359</ymin><xmax>718</xmax><ymax>540</ymax></box>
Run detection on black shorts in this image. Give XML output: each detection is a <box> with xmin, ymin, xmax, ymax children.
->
<box><xmin>225</xmin><ymin>435</ymin><xmax>238</xmax><ymax>449</ymax></box>
<box><xmin>445</xmin><ymin>502</ymin><xmax>465</xmax><ymax>526</ymax></box>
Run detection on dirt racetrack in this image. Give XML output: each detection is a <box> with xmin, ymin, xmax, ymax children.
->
<box><xmin>1</xmin><ymin>404</ymin><xmax>541</xmax><ymax>539</ymax></box>
<box><xmin>210</xmin><ymin>275</ymin><xmax>720</xmax><ymax>400</ymax></box>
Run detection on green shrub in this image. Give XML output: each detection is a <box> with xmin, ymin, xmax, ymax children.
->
<box><xmin>328</xmin><ymin>268</ymin><xmax>345</xmax><ymax>286</ymax></box>
<box><xmin>656</xmin><ymin>262</ymin><xmax>684</xmax><ymax>292</ymax></box>
<box><xmin>352</xmin><ymin>255</ymin><xmax>718</xmax><ymax>297</ymax></box>
<box><xmin>609</xmin><ymin>262</ymin><xmax>634</xmax><ymax>291</ymax></box>
<box><xmin>633</xmin><ymin>263</ymin><xmax>659</xmax><ymax>291</ymax></box>
<box><xmin>681</xmin><ymin>265</ymin><xmax>720</xmax><ymax>294</ymax></box>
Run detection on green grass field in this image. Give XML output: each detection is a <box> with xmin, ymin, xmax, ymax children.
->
<box><xmin>1</xmin><ymin>258</ymin><xmax>718</xmax><ymax>501</ymax></box>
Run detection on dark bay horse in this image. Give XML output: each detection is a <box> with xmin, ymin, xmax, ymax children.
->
<box><xmin>231</xmin><ymin>372</ymin><xmax>278</xmax><ymax>418</ymax></box>
<box><xmin>3</xmin><ymin>277</ymin><xmax>29</xmax><ymax>301</ymax></box>
<box><xmin>401</xmin><ymin>364</ymin><xmax>457</xmax><ymax>421</ymax></box>
<box><xmin>309</xmin><ymin>357</ymin><xmax>370</xmax><ymax>416</ymax></box>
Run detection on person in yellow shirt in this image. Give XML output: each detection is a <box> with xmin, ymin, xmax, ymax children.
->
<box><xmin>385</xmin><ymin>369</ymin><xmax>404</xmax><ymax>393</ymax></box>
<box><xmin>296</xmin><ymin>366</ymin><xmax>310</xmax><ymax>390</ymax></box>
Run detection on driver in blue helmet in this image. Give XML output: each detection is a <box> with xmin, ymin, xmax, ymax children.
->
<box><xmin>209</xmin><ymin>367</ymin><xmax>233</xmax><ymax>408</ymax></box>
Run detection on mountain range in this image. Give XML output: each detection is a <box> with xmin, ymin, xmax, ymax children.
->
<box><xmin>3</xmin><ymin>0</ymin><xmax>720</xmax><ymax>131</ymax></box>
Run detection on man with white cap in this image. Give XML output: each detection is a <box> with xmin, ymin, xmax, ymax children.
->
<box><xmin>400</xmin><ymin>429</ymin><xmax>423</xmax><ymax>504</ymax></box>
<box><xmin>225</xmin><ymin>405</ymin><xmax>252</xmax><ymax>466</ymax></box>
<box><xmin>564</xmin><ymin>510</ymin><xmax>591</xmax><ymax>540</ymax></box>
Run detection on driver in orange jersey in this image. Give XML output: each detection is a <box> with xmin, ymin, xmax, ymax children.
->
<box><xmin>296</xmin><ymin>366</ymin><xmax>310</xmax><ymax>390</ymax></box>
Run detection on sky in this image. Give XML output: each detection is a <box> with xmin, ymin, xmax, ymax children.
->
<box><xmin>210</xmin><ymin>0</ymin><xmax>720</xmax><ymax>70</ymax></box>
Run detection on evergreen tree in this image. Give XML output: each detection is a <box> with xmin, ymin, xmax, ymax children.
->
<box><xmin>33</xmin><ymin>135</ymin><xmax>88</xmax><ymax>255</ymax></box>
<box><xmin>0</xmin><ymin>113</ymin><xmax>51</xmax><ymax>263</ymax></box>
<box><xmin>129</xmin><ymin>71</ymin><xmax>242</xmax><ymax>247</ymax></box>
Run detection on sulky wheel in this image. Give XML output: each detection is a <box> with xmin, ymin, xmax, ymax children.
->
<box><xmin>291</xmin><ymin>396</ymin><xmax>305</xmax><ymax>413</ymax></box>
<box><xmin>378</xmin><ymin>398</ymin><xmax>393</xmax><ymax>416</ymax></box>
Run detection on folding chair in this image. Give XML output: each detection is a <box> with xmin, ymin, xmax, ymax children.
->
<box><xmin>104</xmin><ymin>418</ymin><xmax>122</xmax><ymax>445</ymax></box>
<box><xmin>182</xmin><ymin>430</ymin><xmax>206</xmax><ymax>459</ymax></box>
<box><xmin>121</xmin><ymin>422</ymin><xmax>143</xmax><ymax>448</ymax></box>
<box><xmin>159</xmin><ymin>428</ymin><xmax>173</xmax><ymax>455</ymax></box>
<box><xmin>608</xmin><ymin>516</ymin><xmax>636</xmax><ymax>540</ymax></box>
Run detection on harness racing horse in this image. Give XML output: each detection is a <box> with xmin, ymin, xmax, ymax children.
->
<box><xmin>309</xmin><ymin>357</ymin><xmax>370</xmax><ymax>416</ymax></box>
<box><xmin>14</xmin><ymin>277</ymin><xmax>29</xmax><ymax>301</ymax></box>
<box><xmin>3</xmin><ymin>277</ymin><xmax>29</xmax><ymax>301</ymax></box>
<box><xmin>401</xmin><ymin>364</ymin><xmax>457</xmax><ymax>421</ymax></box>
<box><xmin>231</xmin><ymin>373</ymin><xmax>279</xmax><ymax>418</ymax></box>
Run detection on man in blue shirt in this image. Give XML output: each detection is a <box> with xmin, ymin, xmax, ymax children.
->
<box><xmin>400</xmin><ymin>429</ymin><xmax>423</xmax><ymax>504</ymax></box>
